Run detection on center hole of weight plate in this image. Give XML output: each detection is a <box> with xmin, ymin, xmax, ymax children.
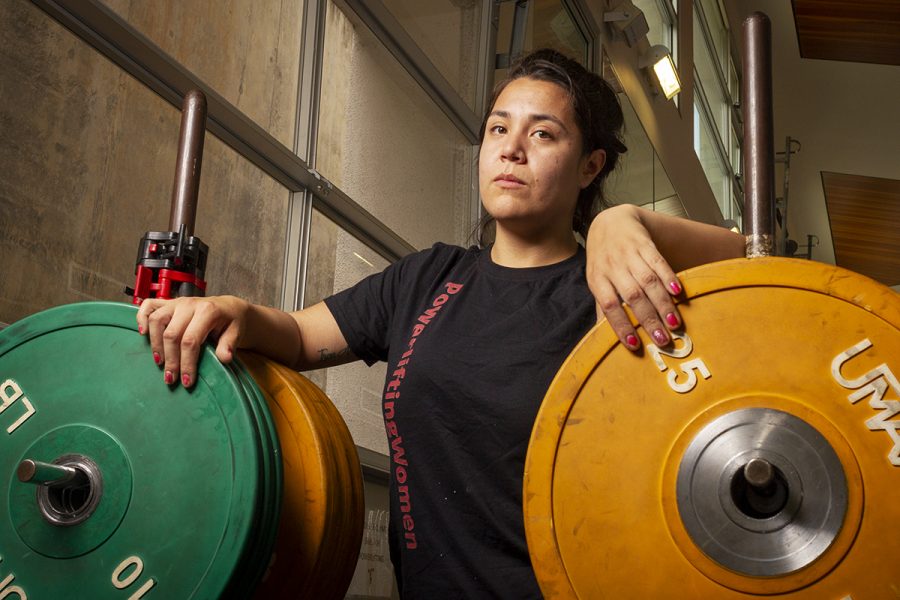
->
<box><xmin>730</xmin><ymin>458</ymin><xmax>789</xmax><ymax>519</ymax></box>
<box><xmin>47</xmin><ymin>474</ymin><xmax>92</xmax><ymax>514</ymax></box>
<box><xmin>18</xmin><ymin>454</ymin><xmax>105</xmax><ymax>527</ymax></box>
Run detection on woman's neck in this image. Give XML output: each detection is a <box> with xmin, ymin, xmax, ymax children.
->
<box><xmin>490</xmin><ymin>227</ymin><xmax>579</xmax><ymax>268</ymax></box>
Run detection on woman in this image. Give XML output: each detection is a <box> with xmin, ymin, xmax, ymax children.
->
<box><xmin>138</xmin><ymin>50</ymin><xmax>743</xmax><ymax>597</ymax></box>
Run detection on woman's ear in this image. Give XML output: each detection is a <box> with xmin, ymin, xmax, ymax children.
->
<box><xmin>580</xmin><ymin>149</ymin><xmax>606</xmax><ymax>189</ymax></box>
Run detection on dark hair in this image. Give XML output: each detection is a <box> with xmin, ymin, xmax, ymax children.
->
<box><xmin>477</xmin><ymin>48</ymin><xmax>627</xmax><ymax>245</ymax></box>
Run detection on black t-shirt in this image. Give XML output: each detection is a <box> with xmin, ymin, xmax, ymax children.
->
<box><xmin>325</xmin><ymin>243</ymin><xmax>595</xmax><ymax>598</ymax></box>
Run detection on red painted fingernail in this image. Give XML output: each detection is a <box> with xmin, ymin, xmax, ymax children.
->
<box><xmin>153</xmin><ymin>352</ymin><xmax>161</xmax><ymax>365</ymax></box>
<box><xmin>182</xmin><ymin>373</ymin><xmax>192</xmax><ymax>387</ymax></box>
<box><xmin>669</xmin><ymin>281</ymin><xmax>682</xmax><ymax>295</ymax></box>
<box><xmin>164</xmin><ymin>371</ymin><xmax>175</xmax><ymax>385</ymax></box>
<box><xmin>625</xmin><ymin>334</ymin><xmax>639</xmax><ymax>348</ymax></box>
<box><xmin>666</xmin><ymin>312</ymin><xmax>679</xmax><ymax>327</ymax></box>
<box><xmin>652</xmin><ymin>329</ymin><xmax>669</xmax><ymax>345</ymax></box>
<box><xmin>138</xmin><ymin>325</ymin><xmax>144</xmax><ymax>335</ymax></box>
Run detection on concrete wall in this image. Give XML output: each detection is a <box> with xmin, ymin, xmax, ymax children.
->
<box><xmin>99</xmin><ymin>0</ymin><xmax>303</xmax><ymax>147</ymax></box>
<box><xmin>316</xmin><ymin>1</ymin><xmax>474</xmax><ymax>252</ymax></box>
<box><xmin>0</xmin><ymin>1</ymin><xmax>296</xmax><ymax>324</ymax></box>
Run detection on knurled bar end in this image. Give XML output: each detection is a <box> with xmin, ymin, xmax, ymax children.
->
<box><xmin>745</xmin><ymin>234</ymin><xmax>775</xmax><ymax>258</ymax></box>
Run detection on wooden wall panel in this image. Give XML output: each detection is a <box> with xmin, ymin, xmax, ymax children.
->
<box><xmin>792</xmin><ymin>0</ymin><xmax>900</xmax><ymax>66</ymax></box>
<box><xmin>823</xmin><ymin>171</ymin><xmax>900</xmax><ymax>287</ymax></box>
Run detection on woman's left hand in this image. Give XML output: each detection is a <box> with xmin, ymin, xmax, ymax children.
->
<box><xmin>585</xmin><ymin>204</ymin><xmax>745</xmax><ymax>351</ymax></box>
<box><xmin>585</xmin><ymin>204</ymin><xmax>682</xmax><ymax>350</ymax></box>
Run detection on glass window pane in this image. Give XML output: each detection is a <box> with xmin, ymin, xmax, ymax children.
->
<box><xmin>0</xmin><ymin>3</ymin><xmax>287</xmax><ymax>325</ymax></box>
<box><xmin>346</xmin><ymin>480</ymin><xmax>398</xmax><ymax>597</ymax></box>
<box><xmin>382</xmin><ymin>0</ymin><xmax>482</xmax><ymax>111</ymax></box>
<box><xmin>494</xmin><ymin>0</ymin><xmax>589</xmax><ymax>83</ymax></box>
<box><xmin>199</xmin><ymin>137</ymin><xmax>290</xmax><ymax>302</ymax></box>
<box><xmin>98</xmin><ymin>0</ymin><xmax>304</xmax><ymax>148</ymax></box>
<box><xmin>531</xmin><ymin>1</ymin><xmax>589</xmax><ymax>62</ymax></box>
<box><xmin>651</xmin><ymin>151</ymin><xmax>686</xmax><ymax>217</ymax></box>
<box><xmin>304</xmin><ymin>209</ymin><xmax>391</xmax><ymax>455</ymax></box>
<box><xmin>728</xmin><ymin>55</ymin><xmax>740</xmax><ymax>103</ymax></box>
<box><xmin>653</xmin><ymin>151</ymin><xmax>675</xmax><ymax>202</ymax></box>
<box><xmin>652</xmin><ymin>194</ymin><xmax>688</xmax><ymax>217</ymax></box>
<box><xmin>693</xmin><ymin>10</ymin><xmax>729</xmax><ymax>146</ymax></box>
<box><xmin>605</xmin><ymin>93</ymin><xmax>685</xmax><ymax>217</ymax></box>
<box><xmin>693</xmin><ymin>99</ymin><xmax>730</xmax><ymax>215</ymax></box>
<box><xmin>605</xmin><ymin>93</ymin><xmax>654</xmax><ymax>207</ymax></box>
<box><xmin>697</xmin><ymin>0</ymin><xmax>728</xmax><ymax>69</ymax></box>
<box><xmin>731</xmin><ymin>194</ymin><xmax>743</xmax><ymax>228</ymax></box>
<box><xmin>318</xmin><ymin>0</ymin><xmax>474</xmax><ymax>250</ymax></box>
<box><xmin>730</xmin><ymin>124</ymin><xmax>742</xmax><ymax>175</ymax></box>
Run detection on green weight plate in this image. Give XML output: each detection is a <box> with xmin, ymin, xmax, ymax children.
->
<box><xmin>223</xmin><ymin>358</ymin><xmax>283</xmax><ymax>598</ymax></box>
<box><xmin>0</xmin><ymin>302</ymin><xmax>268</xmax><ymax>599</ymax></box>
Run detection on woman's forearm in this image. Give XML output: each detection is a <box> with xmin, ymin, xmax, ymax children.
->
<box><xmin>240</xmin><ymin>302</ymin><xmax>305</xmax><ymax>367</ymax></box>
<box><xmin>633</xmin><ymin>205</ymin><xmax>745</xmax><ymax>272</ymax></box>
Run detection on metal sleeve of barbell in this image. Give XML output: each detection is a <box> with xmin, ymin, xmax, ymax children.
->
<box><xmin>741</xmin><ymin>12</ymin><xmax>776</xmax><ymax>258</ymax></box>
<box><xmin>17</xmin><ymin>459</ymin><xmax>79</xmax><ymax>486</ymax></box>
<box><xmin>168</xmin><ymin>89</ymin><xmax>208</xmax><ymax>236</ymax></box>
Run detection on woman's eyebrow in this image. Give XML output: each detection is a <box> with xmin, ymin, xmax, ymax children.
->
<box><xmin>489</xmin><ymin>110</ymin><xmax>569</xmax><ymax>132</ymax></box>
<box><xmin>529</xmin><ymin>113</ymin><xmax>568</xmax><ymax>131</ymax></box>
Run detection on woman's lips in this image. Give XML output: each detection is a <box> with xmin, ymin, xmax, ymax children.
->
<box><xmin>494</xmin><ymin>173</ymin><xmax>525</xmax><ymax>188</ymax></box>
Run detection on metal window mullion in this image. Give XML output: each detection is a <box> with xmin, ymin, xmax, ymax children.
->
<box><xmin>358</xmin><ymin>445</ymin><xmax>390</xmax><ymax>481</ymax></box>
<box><xmin>732</xmin><ymin>171</ymin><xmax>744</xmax><ymax>212</ymax></box>
<box><xmin>657</xmin><ymin>0</ymin><xmax>678</xmax><ymax>63</ymax></box>
<box><xmin>470</xmin><ymin>0</ymin><xmax>499</xmax><ymax>237</ymax></box>
<box><xmin>281</xmin><ymin>193</ymin><xmax>315</xmax><ymax>311</ymax></box>
<box><xmin>564</xmin><ymin>0</ymin><xmax>598</xmax><ymax>70</ymax></box>
<box><xmin>336</xmin><ymin>0</ymin><xmax>481</xmax><ymax>144</ymax></box>
<box><xmin>295</xmin><ymin>1</ymin><xmax>326</xmax><ymax>165</ymax></box>
<box><xmin>657</xmin><ymin>0</ymin><xmax>677</xmax><ymax>26</ymax></box>
<box><xmin>32</xmin><ymin>0</ymin><xmax>416</xmax><ymax>266</ymax></box>
<box><xmin>475</xmin><ymin>1</ymin><xmax>497</xmax><ymax>121</ymax></box>
<box><xmin>282</xmin><ymin>0</ymin><xmax>327</xmax><ymax>313</ymax></box>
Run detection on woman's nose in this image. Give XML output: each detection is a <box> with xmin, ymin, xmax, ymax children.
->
<box><xmin>500</xmin><ymin>134</ymin><xmax>525</xmax><ymax>163</ymax></box>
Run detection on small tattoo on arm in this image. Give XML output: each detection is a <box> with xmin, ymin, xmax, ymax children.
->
<box><xmin>318</xmin><ymin>346</ymin><xmax>351</xmax><ymax>363</ymax></box>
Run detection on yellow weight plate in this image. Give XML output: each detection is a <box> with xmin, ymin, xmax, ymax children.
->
<box><xmin>524</xmin><ymin>258</ymin><xmax>900</xmax><ymax>599</ymax></box>
<box><xmin>240</xmin><ymin>353</ymin><xmax>364</xmax><ymax>600</ymax></box>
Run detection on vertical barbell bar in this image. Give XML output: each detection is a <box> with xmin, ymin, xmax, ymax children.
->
<box><xmin>168</xmin><ymin>89</ymin><xmax>207</xmax><ymax>237</ymax></box>
<box><xmin>742</xmin><ymin>12</ymin><xmax>776</xmax><ymax>258</ymax></box>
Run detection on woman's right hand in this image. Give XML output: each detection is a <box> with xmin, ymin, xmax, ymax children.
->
<box><xmin>136</xmin><ymin>295</ymin><xmax>250</xmax><ymax>389</ymax></box>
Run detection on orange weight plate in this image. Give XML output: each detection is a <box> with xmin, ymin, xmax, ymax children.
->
<box><xmin>241</xmin><ymin>353</ymin><xmax>365</xmax><ymax>600</ymax></box>
<box><xmin>524</xmin><ymin>258</ymin><xmax>900</xmax><ymax>599</ymax></box>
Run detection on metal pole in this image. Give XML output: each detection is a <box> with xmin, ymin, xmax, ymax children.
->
<box><xmin>741</xmin><ymin>12</ymin><xmax>776</xmax><ymax>258</ymax></box>
<box><xmin>168</xmin><ymin>89</ymin><xmax>207</xmax><ymax>235</ymax></box>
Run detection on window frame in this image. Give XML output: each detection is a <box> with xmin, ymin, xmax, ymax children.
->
<box><xmin>692</xmin><ymin>0</ymin><xmax>743</xmax><ymax>220</ymax></box>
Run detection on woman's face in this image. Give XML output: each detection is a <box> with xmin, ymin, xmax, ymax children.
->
<box><xmin>478</xmin><ymin>77</ymin><xmax>604</xmax><ymax>238</ymax></box>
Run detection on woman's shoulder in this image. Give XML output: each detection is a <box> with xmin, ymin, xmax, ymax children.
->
<box><xmin>402</xmin><ymin>242</ymin><xmax>483</xmax><ymax>271</ymax></box>
<box><xmin>376</xmin><ymin>243</ymin><xmax>481</xmax><ymax>308</ymax></box>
